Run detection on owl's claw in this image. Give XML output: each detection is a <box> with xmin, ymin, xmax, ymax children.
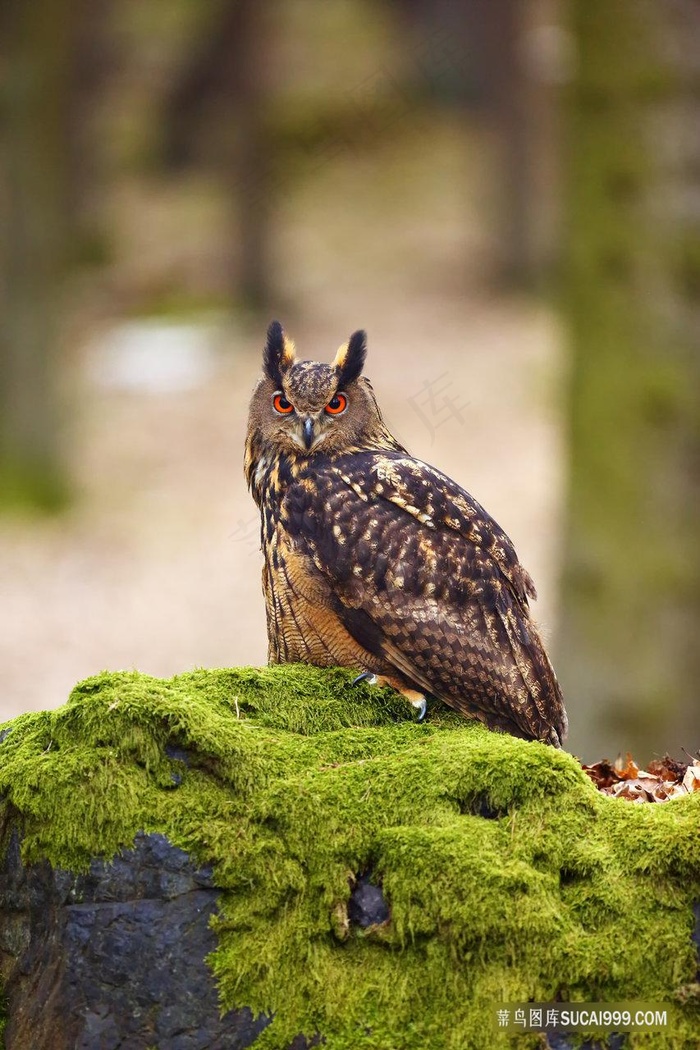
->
<box><xmin>352</xmin><ymin>672</ymin><xmax>377</xmax><ymax>687</ymax></box>
<box><xmin>351</xmin><ymin>671</ymin><xmax>427</xmax><ymax>721</ymax></box>
<box><xmin>412</xmin><ymin>697</ymin><xmax>427</xmax><ymax>722</ymax></box>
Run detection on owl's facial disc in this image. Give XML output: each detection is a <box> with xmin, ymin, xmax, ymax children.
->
<box><xmin>270</xmin><ymin>401</ymin><xmax>351</xmax><ymax>454</ymax></box>
<box><xmin>273</xmin><ymin>361</ymin><xmax>350</xmax><ymax>453</ymax></box>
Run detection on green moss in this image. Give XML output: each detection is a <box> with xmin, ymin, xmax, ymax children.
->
<box><xmin>1</xmin><ymin>666</ymin><xmax>698</xmax><ymax>1048</ymax></box>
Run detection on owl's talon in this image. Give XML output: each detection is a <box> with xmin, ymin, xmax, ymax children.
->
<box><xmin>352</xmin><ymin>672</ymin><xmax>378</xmax><ymax>687</ymax></box>
<box><xmin>412</xmin><ymin>697</ymin><xmax>428</xmax><ymax>722</ymax></box>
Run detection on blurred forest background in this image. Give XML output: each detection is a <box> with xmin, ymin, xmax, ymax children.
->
<box><xmin>0</xmin><ymin>0</ymin><xmax>698</xmax><ymax>764</ymax></box>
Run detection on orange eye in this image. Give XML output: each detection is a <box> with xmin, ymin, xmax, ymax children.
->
<box><xmin>325</xmin><ymin>393</ymin><xmax>347</xmax><ymax>415</ymax></box>
<box><xmin>273</xmin><ymin>393</ymin><xmax>294</xmax><ymax>414</ymax></box>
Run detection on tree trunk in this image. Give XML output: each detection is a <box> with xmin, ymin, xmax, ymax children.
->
<box><xmin>0</xmin><ymin>0</ymin><xmax>76</xmax><ymax>509</ymax></box>
<box><xmin>225</xmin><ymin>0</ymin><xmax>271</xmax><ymax>312</ymax></box>
<box><xmin>558</xmin><ymin>0</ymin><xmax>700</xmax><ymax>762</ymax></box>
<box><xmin>481</xmin><ymin>0</ymin><xmax>535</xmax><ymax>286</ymax></box>
<box><xmin>162</xmin><ymin>0</ymin><xmax>272</xmax><ymax>312</ymax></box>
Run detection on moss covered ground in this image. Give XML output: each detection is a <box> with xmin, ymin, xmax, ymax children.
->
<box><xmin>0</xmin><ymin>666</ymin><xmax>698</xmax><ymax>1049</ymax></box>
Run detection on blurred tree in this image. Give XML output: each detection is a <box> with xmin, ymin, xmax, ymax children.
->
<box><xmin>558</xmin><ymin>0</ymin><xmax>700</xmax><ymax>761</ymax></box>
<box><xmin>394</xmin><ymin>0</ymin><xmax>561</xmax><ymax>286</ymax></box>
<box><xmin>478</xmin><ymin>0</ymin><xmax>535</xmax><ymax>285</ymax></box>
<box><xmin>163</xmin><ymin>0</ymin><xmax>271</xmax><ymax>311</ymax></box>
<box><xmin>65</xmin><ymin>0</ymin><xmax>115</xmax><ymax>264</ymax></box>
<box><xmin>0</xmin><ymin>0</ymin><xmax>112</xmax><ymax>509</ymax></box>
<box><xmin>0</xmin><ymin>0</ymin><xmax>73</xmax><ymax>508</ymax></box>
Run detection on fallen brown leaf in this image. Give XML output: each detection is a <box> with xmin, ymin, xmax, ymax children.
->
<box><xmin>581</xmin><ymin>752</ymin><xmax>699</xmax><ymax>804</ymax></box>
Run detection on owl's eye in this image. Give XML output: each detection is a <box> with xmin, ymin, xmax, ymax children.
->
<box><xmin>273</xmin><ymin>393</ymin><xmax>294</xmax><ymax>414</ymax></box>
<box><xmin>325</xmin><ymin>393</ymin><xmax>348</xmax><ymax>415</ymax></box>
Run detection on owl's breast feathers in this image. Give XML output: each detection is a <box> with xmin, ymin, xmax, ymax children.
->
<box><xmin>268</xmin><ymin>449</ymin><xmax>567</xmax><ymax>747</ymax></box>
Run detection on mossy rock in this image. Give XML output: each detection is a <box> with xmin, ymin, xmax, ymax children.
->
<box><xmin>0</xmin><ymin>667</ymin><xmax>698</xmax><ymax>1049</ymax></box>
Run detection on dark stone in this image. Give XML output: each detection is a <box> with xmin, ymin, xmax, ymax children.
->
<box><xmin>347</xmin><ymin>875</ymin><xmax>389</xmax><ymax>928</ymax></box>
<box><xmin>463</xmin><ymin>793</ymin><xmax>502</xmax><ymax>819</ymax></box>
<box><xmin>164</xmin><ymin>744</ymin><xmax>191</xmax><ymax>765</ymax></box>
<box><xmin>287</xmin><ymin>1036</ymin><xmax>323</xmax><ymax>1049</ymax></box>
<box><xmin>547</xmin><ymin>1035</ymin><xmax>626</xmax><ymax>1050</ymax></box>
<box><xmin>0</xmin><ymin>831</ymin><xmax>270</xmax><ymax>1050</ymax></box>
<box><xmin>165</xmin><ymin>744</ymin><xmax>191</xmax><ymax>786</ymax></box>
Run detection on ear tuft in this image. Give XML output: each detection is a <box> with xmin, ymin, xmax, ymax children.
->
<box><xmin>263</xmin><ymin>320</ymin><xmax>296</xmax><ymax>386</ymax></box>
<box><xmin>333</xmin><ymin>329</ymin><xmax>367</xmax><ymax>387</ymax></box>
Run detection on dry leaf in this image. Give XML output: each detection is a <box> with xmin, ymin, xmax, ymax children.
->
<box><xmin>581</xmin><ymin>751</ymin><xmax>698</xmax><ymax>804</ymax></box>
<box><xmin>682</xmin><ymin>764</ymin><xmax>700</xmax><ymax>793</ymax></box>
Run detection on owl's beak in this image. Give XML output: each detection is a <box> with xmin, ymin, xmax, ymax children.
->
<box><xmin>302</xmin><ymin>417</ymin><xmax>315</xmax><ymax>449</ymax></box>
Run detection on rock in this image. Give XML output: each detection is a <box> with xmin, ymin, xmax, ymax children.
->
<box><xmin>0</xmin><ymin>831</ymin><xmax>269</xmax><ymax>1050</ymax></box>
<box><xmin>546</xmin><ymin>1036</ymin><xmax>626</xmax><ymax>1050</ymax></box>
<box><xmin>347</xmin><ymin>875</ymin><xmax>390</xmax><ymax>928</ymax></box>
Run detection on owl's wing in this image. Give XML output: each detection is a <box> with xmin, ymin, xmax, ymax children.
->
<box><xmin>289</xmin><ymin>452</ymin><xmax>567</xmax><ymax>745</ymax></box>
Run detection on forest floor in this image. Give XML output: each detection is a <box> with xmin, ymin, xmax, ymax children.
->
<box><xmin>0</xmin><ymin>116</ymin><xmax>566</xmax><ymax>722</ymax></box>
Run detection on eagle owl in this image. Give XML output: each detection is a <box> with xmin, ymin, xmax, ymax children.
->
<box><xmin>245</xmin><ymin>321</ymin><xmax>568</xmax><ymax>747</ymax></box>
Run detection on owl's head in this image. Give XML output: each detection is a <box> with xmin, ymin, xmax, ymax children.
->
<box><xmin>246</xmin><ymin>321</ymin><xmax>404</xmax><ymax>463</ymax></box>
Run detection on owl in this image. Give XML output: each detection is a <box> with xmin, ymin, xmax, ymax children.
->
<box><xmin>244</xmin><ymin>321</ymin><xmax>568</xmax><ymax>747</ymax></box>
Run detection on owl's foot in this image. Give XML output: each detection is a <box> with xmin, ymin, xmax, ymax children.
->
<box><xmin>351</xmin><ymin>672</ymin><xmax>428</xmax><ymax>721</ymax></box>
